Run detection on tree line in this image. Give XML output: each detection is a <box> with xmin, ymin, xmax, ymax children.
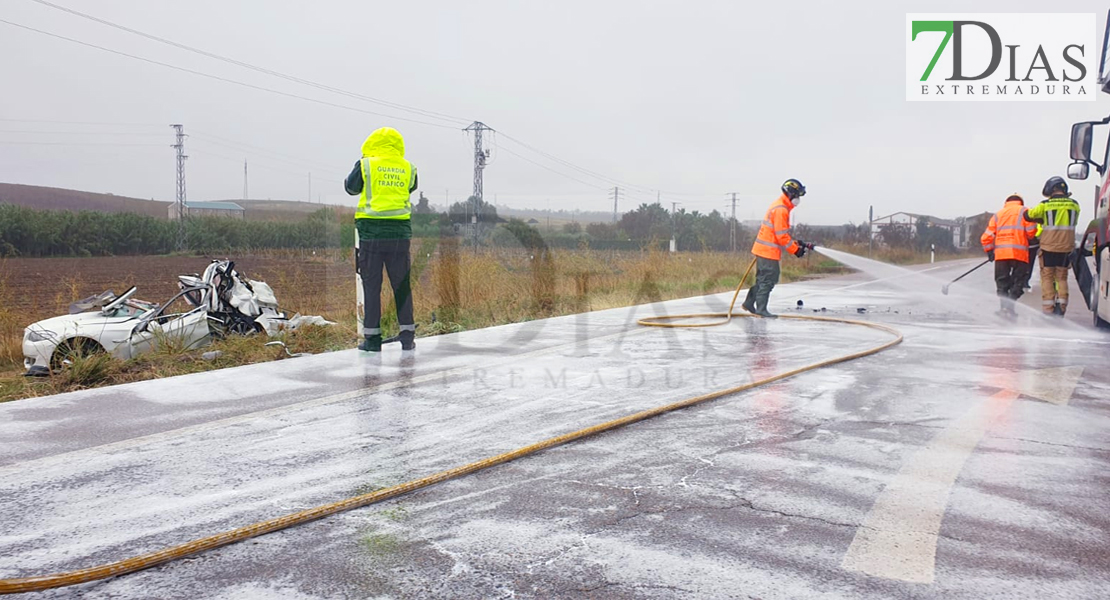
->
<box><xmin>0</xmin><ymin>204</ymin><xmax>361</xmax><ymax>257</ymax></box>
<box><xmin>0</xmin><ymin>199</ymin><xmax>977</xmax><ymax>258</ymax></box>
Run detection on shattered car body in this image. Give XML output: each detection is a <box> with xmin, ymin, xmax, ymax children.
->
<box><xmin>23</xmin><ymin>260</ymin><xmax>329</xmax><ymax>375</ymax></box>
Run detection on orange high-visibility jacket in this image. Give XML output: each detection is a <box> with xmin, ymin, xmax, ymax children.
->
<box><xmin>981</xmin><ymin>199</ymin><xmax>1038</xmax><ymax>262</ymax></box>
<box><xmin>751</xmin><ymin>194</ymin><xmax>800</xmax><ymax>261</ymax></box>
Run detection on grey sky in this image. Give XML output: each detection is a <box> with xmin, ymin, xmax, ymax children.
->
<box><xmin>1</xmin><ymin>0</ymin><xmax>1107</xmax><ymax>225</ymax></box>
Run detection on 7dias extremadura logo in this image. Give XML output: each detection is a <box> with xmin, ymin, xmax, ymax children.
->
<box><xmin>907</xmin><ymin>13</ymin><xmax>1096</xmax><ymax>101</ymax></box>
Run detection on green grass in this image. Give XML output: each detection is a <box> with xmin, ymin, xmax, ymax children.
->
<box><xmin>361</xmin><ymin>532</ymin><xmax>401</xmax><ymax>557</ymax></box>
<box><xmin>377</xmin><ymin>506</ymin><xmax>409</xmax><ymax>522</ymax></box>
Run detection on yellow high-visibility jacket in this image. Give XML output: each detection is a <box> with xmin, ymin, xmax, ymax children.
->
<box><xmin>1024</xmin><ymin>196</ymin><xmax>1080</xmax><ymax>253</ymax></box>
<box><xmin>355</xmin><ymin>127</ymin><xmax>416</xmax><ymax>221</ymax></box>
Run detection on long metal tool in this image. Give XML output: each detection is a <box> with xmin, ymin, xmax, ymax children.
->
<box><xmin>940</xmin><ymin>259</ymin><xmax>991</xmax><ymax>295</ymax></box>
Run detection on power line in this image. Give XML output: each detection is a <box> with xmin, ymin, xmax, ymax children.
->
<box><xmin>496</xmin><ymin>132</ymin><xmax>720</xmax><ymax>199</ymax></box>
<box><xmin>0</xmin><ymin>129</ymin><xmax>166</xmax><ymax>136</ymax></box>
<box><xmin>1</xmin><ymin>15</ymin><xmax>719</xmax><ymax>206</ymax></box>
<box><xmin>189</xmin><ymin>135</ymin><xmax>345</xmax><ymax>176</ymax></box>
<box><xmin>28</xmin><ymin>0</ymin><xmax>471</xmax><ymax>126</ymax></box>
<box><xmin>0</xmin><ymin>140</ymin><xmax>165</xmax><ymax>146</ymax></box>
<box><xmin>497</xmin><ymin>132</ymin><xmax>659</xmax><ymax>196</ymax></box>
<box><xmin>494</xmin><ymin>143</ymin><xmax>607</xmax><ymax>191</ymax></box>
<box><xmin>0</xmin><ymin>118</ymin><xmax>163</xmax><ymax>126</ymax></box>
<box><xmin>190</xmin><ymin>146</ymin><xmax>343</xmax><ymax>178</ymax></box>
<box><xmin>0</xmin><ymin>18</ymin><xmax>461</xmax><ymax>129</ymax></box>
<box><xmin>2</xmin><ymin>10</ymin><xmax>738</xmax><ymax>207</ymax></box>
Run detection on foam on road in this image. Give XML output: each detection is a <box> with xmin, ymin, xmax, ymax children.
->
<box><xmin>2</xmin><ymin>261</ymin><xmax>1109</xmax><ymax>599</ymax></box>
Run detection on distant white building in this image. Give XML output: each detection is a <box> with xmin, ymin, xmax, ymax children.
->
<box><xmin>871</xmin><ymin>212</ymin><xmax>965</xmax><ymax>247</ymax></box>
<box><xmin>168</xmin><ymin>201</ymin><xmax>245</xmax><ymax>220</ymax></box>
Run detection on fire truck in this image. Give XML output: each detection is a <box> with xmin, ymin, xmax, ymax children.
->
<box><xmin>1065</xmin><ymin>15</ymin><xmax>1110</xmax><ymax>329</ymax></box>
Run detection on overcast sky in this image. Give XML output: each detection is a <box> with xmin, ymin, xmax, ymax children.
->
<box><xmin>1</xmin><ymin>0</ymin><xmax>1108</xmax><ymax>224</ymax></box>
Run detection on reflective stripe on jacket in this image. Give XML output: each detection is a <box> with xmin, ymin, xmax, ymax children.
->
<box><xmin>1024</xmin><ymin>196</ymin><xmax>1080</xmax><ymax>253</ymax></box>
<box><xmin>751</xmin><ymin>194</ymin><xmax>799</xmax><ymax>261</ymax></box>
<box><xmin>356</xmin><ymin>127</ymin><xmax>416</xmax><ymax>221</ymax></box>
<box><xmin>981</xmin><ymin>199</ymin><xmax>1037</xmax><ymax>262</ymax></box>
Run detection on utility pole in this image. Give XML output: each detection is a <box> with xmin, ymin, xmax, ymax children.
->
<box><xmin>610</xmin><ymin>186</ymin><xmax>622</xmax><ymax>222</ymax></box>
<box><xmin>243</xmin><ymin>160</ymin><xmax>248</xmax><ymax>200</ymax></box>
<box><xmin>464</xmin><ymin>121</ymin><xmax>493</xmax><ymax>250</ymax></box>
<box><xmin>868</xmin><ymin>205</ymin><xmax>874</xmax><ymax>258</ymax></box>
<box><xmin>727</xmin><ymin>192</ymin><xmax>739</xmax><ymax>252</ymax></box>
<box><xmin>670</xmin><ymin>201</ymin><xmax>680</xmax><ymax>253</ymax></box>
<box><xmin>308</xmin><ymin>172</ymin><xmax>312</xmax><ymax>204</ymax></box>
<box><xmin>170</xmin><ymin>124</ymin><xmax>187</xmax><ymax>250</ymax></box>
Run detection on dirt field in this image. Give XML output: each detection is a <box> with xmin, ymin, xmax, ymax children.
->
<box><xmin>1</xmin><ymin>253</ymin><xmax>355</xmax><ymax>318</ymax></box>
<box><xmin>0</xmin><ymin>183</ymin><xmax>170</xmax><ymax>218</ymax></box>
<box><xmin>0</xmin><ymin>252</ymin><xmax>357</xmax><ymax>370</ymax></box>
<box><xmin>0</xmin><ymin>183</ymin><xmax>352</xmax><ymax>222</ymax></box>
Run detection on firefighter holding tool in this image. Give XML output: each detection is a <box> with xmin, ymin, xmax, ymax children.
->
<box><xmin>742</xmin><ymin>179</ymin><xmax>814</xmax><ymax>318</ymax></box>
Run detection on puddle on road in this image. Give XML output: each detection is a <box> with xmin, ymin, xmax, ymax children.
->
<box><xmin>812</xmin><ymin>248</ymin><xmax>1100</xmax><ymax>342</ymax></box>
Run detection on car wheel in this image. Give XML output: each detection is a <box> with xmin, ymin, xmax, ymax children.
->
<box><xmin>50</xmin><ymin>337</ymin><xmax>106</xmax><ymax>371</ymax></box>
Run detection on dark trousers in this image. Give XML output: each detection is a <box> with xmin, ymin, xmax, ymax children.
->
<box><xmin>358</xmin><ymin>238</ymin><xmax>414</xmax><ymax>336</ymax></box>
<box><xmin>744</xmin><ymin>257</ymin><xmax>781</xmax><ymax>311</ymax></box>
<box><xmin>1021</xmin><ymin>245</ymin><xmax>1038</xmax><ymax>288</ymax></box>
<box><xmin>994</xmin><ymin>259</ymin><xmax>1029</xmax><ymax>308</ymax></box>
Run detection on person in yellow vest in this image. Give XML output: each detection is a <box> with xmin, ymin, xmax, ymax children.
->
<box><xmin>741</xmin><ymin>179</ymin><xmax>814</xmax><ymax>318</ymax></box>
<box><xmin>1023</xmin><ymin>176</ymin><xmax>1081</xmax><ymax>316</ymax></box>
<box><xmin>344</xmin><ymin>127</ymin><xmax>418</xmax><ymax>352</ymax></box>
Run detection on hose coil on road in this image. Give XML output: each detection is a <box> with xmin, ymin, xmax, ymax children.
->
<box><xmin>0</xmin><ymin>259</ymin><xmax>902</xmax><ymax>594</ymax></box>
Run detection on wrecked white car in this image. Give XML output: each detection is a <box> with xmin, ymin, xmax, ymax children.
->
<box><xmin>23</xmin><ymin>260</ymin><xmax>331</xmax><ymax>376</ymax></box>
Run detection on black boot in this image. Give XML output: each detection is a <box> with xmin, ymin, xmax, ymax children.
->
<box><xmin>399</xmin><ymin>329</ymin><xmax>415</xmax><ymax>351</ymax></box>
<box><xmin>741</xmin><ymin>288</ymin><xmax>756</xmax><ymax>313</ymax></box>
<box><xmin>753</xmin><ymin>286</ymin><xmax>775</xmax><ymax>318</ymax></box>
<box><xmin>358</xmin><ymin>335</ymin><xmax>382</xmax><ymax>352</ymax></box>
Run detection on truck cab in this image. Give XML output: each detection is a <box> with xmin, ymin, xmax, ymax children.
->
<box><xmin>1065</xmin><ymin>13</ymin><xmax>1110</xmax><ymax>329</ymax></box>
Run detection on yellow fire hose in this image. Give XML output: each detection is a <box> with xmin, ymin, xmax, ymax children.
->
<box><xmin>0</xmin><ymin>259</ymin><xmax>902</xmax><ymax>594</ymax></box>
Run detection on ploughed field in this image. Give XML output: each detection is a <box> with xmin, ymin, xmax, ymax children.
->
<box><xmin>4</xmin><ymin>254</ymin><xmax>354</xmax><ymax>319</ymax></box>
<box><xmin>0</xmin><ymin>253</ymin><xmax>356</xmax><ymax>371</ymax></box>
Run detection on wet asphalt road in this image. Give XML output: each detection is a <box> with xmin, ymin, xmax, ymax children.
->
<box><xmin>1</xmin><ymin>259</ymin><xmax>1109</xmax><ymax>599</ymax></box>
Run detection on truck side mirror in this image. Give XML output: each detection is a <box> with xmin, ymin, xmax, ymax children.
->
<box><xmin>1068</xmin><ymin>161</ymin><xmax>1090</xmax><ymax>180</ymax></box>
<box><xmin>1071</xmin><ymin>122</ymin><xmax>1095</xmax><ymax>163</ymax></box>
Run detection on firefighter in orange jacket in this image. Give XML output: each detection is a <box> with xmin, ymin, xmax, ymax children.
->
<box><xmin>981</xmin><ymin>193</ymin><xmax>1038</xmax><ymax>316</ymax></box>
<box><xmin>741</xmin><ymin>179</ymin><xmax>814</xmax><ymax>318</ymax></box>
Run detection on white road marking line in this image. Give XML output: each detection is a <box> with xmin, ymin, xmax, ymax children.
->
<box><xmin>841</xmin><ymin>365</ymin><xmax>1081</xmax><ymax>583</ymax></box>
<box><xmin>841</xmin><ymin>388</ymin><xmax>1018</xmax><ymax>583</ymax></box>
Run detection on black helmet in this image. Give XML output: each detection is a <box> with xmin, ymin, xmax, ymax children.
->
<box><xmin>1042</xmin><ymin>176</ymin><xmax>1068</xmax><ymax>197</ymax></box>
<box><xmin>782</xmin><ymin>178</ymin><xmax>806</xmax><ymax>200</ymax></box>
